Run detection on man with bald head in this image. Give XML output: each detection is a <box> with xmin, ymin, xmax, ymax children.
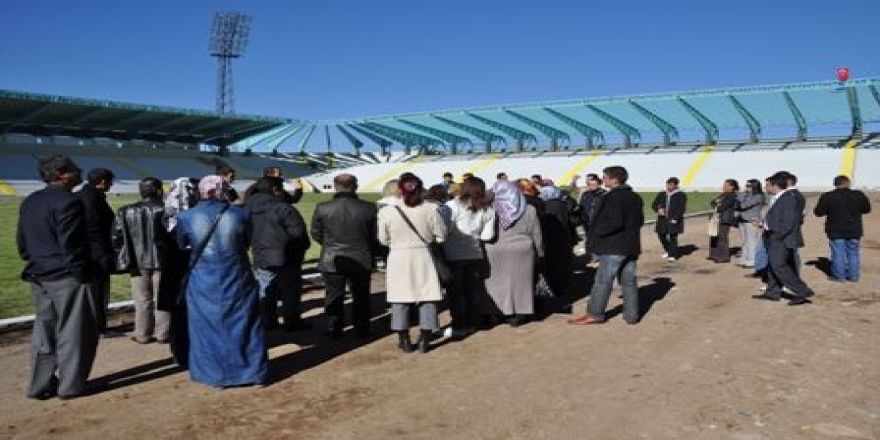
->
<box><xmin>311</xmin><ymin>174</ymin><xmax>379</xmax><ymax>338</ymax></box>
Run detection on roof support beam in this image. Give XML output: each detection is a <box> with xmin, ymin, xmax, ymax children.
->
<box><xmin>844</xmin><ymin>85</ymin><xmax>863</xmax><ymax>137</ymax></box>
<box><xmin>348</xmin><ymin>124</ymin><xmax>393</xmax><ymax>156</ymax></box>
<box><xmin>728</xmin><ymin>95</ymin><xmax>762</xmax><ymax>143</ymax></box>
<box><xmin>585</xmin><ymin>105</ymin><xmax>641</xmax><ymax>148</ymax></box>
<box><xmin>336</xmin><ymin>124</ymin><xmax>364</xmax><ymax>155</ymax></box>
<box><xmin>676</xmin><ymin>97</ymin><xmax>718</xmax><ymax>144</ymax></box>
<box><xmin>432</xmin><ymin>115</ymin><xmax>504</xmax><ymax>153</ymax></box>
<box><xmin>628</xmin><ymin>100</ymin><xmax>678</xmax><ymax>146</ymax></box>
<box><xmin>201</xmin><ymin>120</ymin><xmax>269</xmax><ymax>144</ymax></box>
<box><xmin>297</xmin><ymin>125</ymin><xmax>316</xmax><ymax>153</ymax></box>
<box><xmin>782</xmin><ymin>91</ymin><xmax>807</xmax><ymax>141</ymax></box>
<box><xmin>543</xmin><ymin>108</ymin><xmax>603</xmax><ymax>149</ymax></box>
<box><xmin>503</xmin><ymin>110</ymin><xmax>570</xmax><ymax>151</ymax></box>
<box><xmin>397</xmin><ymin>118</ymin><xmax>471</xmax><ymax>155</ymax></box>
<box><xmin>466</xmin><ymin>112</ymin><xmax>536</xmax><ymax>153</ymax></box>
<box><xmin>264</xmin><ymin>124</ymin><xmax>305</xmax><ymax>152</ymax></box>
<box><xmin>359</xmin><ymin>121</ymin><xmax>444</xmax><ymax>155</ymax></box>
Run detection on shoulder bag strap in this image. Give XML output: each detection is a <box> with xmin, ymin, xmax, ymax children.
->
<box><xmin>394</xmin><ymin>206</ymin><xmax>430</xmax><ymax>245</ymax></box>
<box><xmin>186</xmin><ymin>204</ymin><xmax>230</xmax><ymax>272</ymax></box>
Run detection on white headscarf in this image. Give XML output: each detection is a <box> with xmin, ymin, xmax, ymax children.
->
<box><xmin>164</xmin><ymin>177</ymin><xmax>196</xmax><ymax>231</ymax></box>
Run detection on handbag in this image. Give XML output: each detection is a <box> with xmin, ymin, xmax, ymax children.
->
<box><xmin>707</xmin><ymin>212</ymin><xmax>720</xmax><ymax>237</ymax></box>
<box><xmin>394</xmin><ymin>206</ymin><xmax>454</xmax><ymax>287</ymax></box>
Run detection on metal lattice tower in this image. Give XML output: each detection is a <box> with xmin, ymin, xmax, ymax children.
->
<box><xmin>209</xmin><ymin>12</ymin><xmax>251</xmax><ymax>114</ymax></box>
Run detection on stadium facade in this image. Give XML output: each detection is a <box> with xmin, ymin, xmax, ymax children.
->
<box><xmin>1</xmin><ymin>77</ymin><xmax>879</xmax><ymax>194</ymax></box>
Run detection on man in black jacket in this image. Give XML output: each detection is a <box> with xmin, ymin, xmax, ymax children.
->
<box><xmin>814</xmin><ymin>175</ymin><xmax>872</xmax><ymax>282</ymax></box>
<box><xmin>76</xmin><ymin>167</ymin><xmax>118</xmax><ymax>337</ymax></box>
<box><xmin>246</xmin><ymin>177</ymin><xmax>311</xmax><ymax>332</ymax></box>
<box><xmin>244</xmin><ymin>166</ymin><xmax>304</xmax><ymax>204</ymax></box>
<box><xmin>577</xmin><ymin>173</ymin><xmax>606</xmax><ymax>238</ymax></box>
<box><xmin>113</xmin><ymin>178</ymin><xmax>172</xmax><ymax>344</ymax></box>
<box><xmin>753</xmin><ymin>173</ymin><xmax>815</xmax><ymax>306</ymax></box>
<box><xmin>569</xmin><ymin>166</ymin><xmax>644</xmax><ymax>325</ymax></box>
<box><xmin>311</xmin><ymin>174</ymin><xmax>378</xmax><ymax>338</ymax></box>
<box><xmin>18</xmin><ymin>155</ymin><xmax>98</xmax><ymax>399</ymax></box>
<box><xmin>651</xmin><ymin>177</ymin><xmax>687</xmax><ymax>261</ymax></box>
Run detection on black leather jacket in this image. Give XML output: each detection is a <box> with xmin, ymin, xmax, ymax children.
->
<box><xmin>113</xmin><ymin>198</ymin><xmax>170</xmax><ymax>273</ymax></box>
<box><xmin>245</xmin><ymin>192</ymin><xmax>310</xmax><ymax>269</ymax></box>
<box><xmin>311</xmin><ymin>193</ymin><xmax>378</xmax><ymax>273</ymax></box>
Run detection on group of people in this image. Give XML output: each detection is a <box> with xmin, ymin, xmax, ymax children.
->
<box><xmin>17</xmin><ymin>154</ymin><xmax>871</xmax><ymax>400</ymax></box>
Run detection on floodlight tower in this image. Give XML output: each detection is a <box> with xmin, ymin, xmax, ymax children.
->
<box><xmin>209</xmin><ymin>11</ymin><xmax>251</xmax><ymax>114</ymax></box>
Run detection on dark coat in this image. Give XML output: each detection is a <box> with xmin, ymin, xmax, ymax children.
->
<box><xmin>578</xmin><ymin>188</ymin><xmax>606</xmax><ymax>231</ymax></box>
<box><xmin>17</xmin><ymin>185</ymin><xmax>91</xmax><ymax>283</ymax></box>
<box><xmin>245</xmin><ymin>192</ymin><xmax>310</xmax><ymax>269</ymax></box>
<box><xmin>311</xmin><ymin>193</ymin><xmax>378</xmax><ymax>273</ymax></box>
<box><xmin>587</xmin><ymin>185</ymin><xmax>644</xmax><ymax>256</ymax></box>
<box><xmin>790</xmin><ymin>189</ymin><xmax>806</xmax><ymax>248</ymax></box>
<box><xmin>112</xmin><ymin>198</ymin><xmax>171</xmax><ymax>274</ymax></box>
<box><xmin>711</xmin><ymin>193</ymin><xmax>738</xmax><ymax>226</ymax></box>
<box><xmin>764</xmin><ymin>191</ymin><xmax>801</xmax><ymax>249</ymax></box>
<box><xmin>244</xmin><ymin>183</ymin><xmax>303</xmax><ymax>204</ymax></box>
<box><xmin>75</xmin><ymin>184</ymin><xmax>115</xmax><ymax>272</ymax></box>
<box><xmin>651</xmin><ymin>191</ymin><xmax>687</xmax><ymax>235</ymax></box>
<box><xmin>814</xmin><ymin>188</ymin><xmax>872</xmax><ymax>239</ymax></box>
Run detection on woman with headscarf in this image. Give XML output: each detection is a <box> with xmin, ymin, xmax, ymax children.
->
<box><xmin>484</xmin><ymin>181</ymin><xmax>544</xmax><ymax>326</ymax></box>
<box><xmin>516</xmin><ymin>178</ymin><xmax>545</xmax><ymax>215</ymax></box>
<box><xmin>537</xmin><ymin>181</ymin><xmax>574</xmax><ymax>303</ymax></box>
<box><xmin>174</xmin><ymin>175</ymin><xmax>267</xmax><ymax>388</ymax></box>
<box><xmin>378</xmin><ymin>172</ymin><xmax>448</xmax><ymax>353</ymax></box>
<box><xmin>158</xmin><ymin>177</ymin><xmax>200</xmax><ymax>365</ymax></box>
<box><xmin>164</xmin><ymin>177</ymin><xmax>198</xmax><ymax>232</ymax></box>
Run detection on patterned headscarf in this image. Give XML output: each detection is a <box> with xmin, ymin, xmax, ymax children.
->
<box><xmin>198</xmin><ymin>175</ymin><xmax>227</xmax><ymax>201</ymax></box>
<box><xmin>539</xmin><ymin>185</ymin><xmax>563</xmax><ymax>201</ymax></box>
<box><xmin>492</xmin><ymin>181</ymin><xmax>527</xmax><ymax>230</ymax></box>
<box><xmin>165</xmin><ymin>177</ymin><xmax>196</xmax><ymax>231</ymax></box>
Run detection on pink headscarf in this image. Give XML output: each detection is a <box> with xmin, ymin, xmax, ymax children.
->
<box><xmin>198</xmin><ymin>175</ymin><xmax>227</xmax><ymax>200</ymax></box>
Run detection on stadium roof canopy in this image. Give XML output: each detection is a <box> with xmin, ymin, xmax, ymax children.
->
<box><xmin>0</xmin><ymin>89</ymin><xmax>293</xmax><ymax>147</ymax></box>
<box><xmin>262</xmin><ymin>77</ymin><xmax>880</xmax><ymax>153</ymax></box>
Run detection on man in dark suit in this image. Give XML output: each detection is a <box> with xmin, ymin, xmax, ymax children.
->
<box><xmin>753</xmin><ymin>172</ymin><xmax>815</xmax><ymax>306</ymax></box>
<box><xmin>311</xmin><ymin>174</ymin><xmax>378</xmax><ymax>338</ymax></box>
<box><xmin>651</xmin><ymin>177</ymin><xmax>687</xmax><ymax>261</ymax></box>
<box><xmin>18</xmin><ymin>155</ymin><xmax>99</xmax><ymax>399</ymax></box>
<box><xmin>76</xmin><ymin>167</ymin><xmax>119</xmax><ymax>337</ymax></box>
<box><xmin>780</xmin><ymin>171</ymin><xmax>806</xmax><ymax>273</ymax></box>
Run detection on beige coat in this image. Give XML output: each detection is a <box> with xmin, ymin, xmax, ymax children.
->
<box><xmin>378</xmin><ymin>203</ymin><xmax>448</xmax><ymax>303</ymax></box>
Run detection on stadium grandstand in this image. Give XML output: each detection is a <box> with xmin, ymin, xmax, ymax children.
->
<box><xmin>0</xmin><ymin>89</ymin><xmax>322</xmax><ymax>195</ymax></box>
<box><xmin>2</xmin><ymin>77</ymin><xmax>880</xmax><ymax>194</ymax></box>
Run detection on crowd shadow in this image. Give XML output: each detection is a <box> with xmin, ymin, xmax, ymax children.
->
<box><xmin>604</xmin><ymin>277</ymin><xmax>676</xmax><ymax>322</ymax></box>
<box><xmin>676</xmin><ymin>244</ymin><xmax>699</xmax><ymax>257</ymax></box>
<box><xmin>806</xmin><ymin>257</ymin><xmax>832</xmax><ymax>277</ymax></box>
<box><xmin>90</xmin><ymin>358</ymin><xmax>184</xmax><ymax>393</ymax></box>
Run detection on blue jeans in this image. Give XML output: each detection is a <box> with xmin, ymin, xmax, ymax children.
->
<box><xmin>587</xmin><ymin>255</ymin><xmax>639</xmax><ymax>323</ymax></box>
<box><xmin>754</xmin><ymin>241</ymin><xmax>769</xmax><ymax>271</ymax></box>
<box><xmin>830</xmin><ymin>239</ymin><xmax>861</xmax><ymax>281</ymax></box>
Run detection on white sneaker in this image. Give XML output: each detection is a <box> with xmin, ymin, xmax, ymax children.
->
<box><xmin>661</xmin><ymin>253</ymin><xmax>668</xmax><ymax>259</ymax></box>
<box><xmin>666</xmin><ymin>256</ymin><xmax>677</xmax><ymax>261</ymax></box>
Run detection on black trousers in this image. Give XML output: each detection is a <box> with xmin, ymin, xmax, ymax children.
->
<box><xmin>765</xmin><ymin>237</ymin><xmax>814</xmax><ymax>299</ymax></box>
<box><xmin>448</xmin><ymin>260</ymin><xmax>489</xmax><ymax>330</ymax></box>
<box><xmin>657</xmin><ymin>233</ymin><xmax>679</xmax><ymax>258</ymax></box>
<box><xmin>259</xmin><ymin>264</ymin><xmax>304</xmax><ymax>324</ymax></box>
<box><xmin>709</xmin><ymin>224</ymin><xmax>732</xmax><ymax>262</ymax></box>
<box><xmin>323</xmin><ymin>271</ymin><xmax>371</xmax><ymax>333</ymax></box>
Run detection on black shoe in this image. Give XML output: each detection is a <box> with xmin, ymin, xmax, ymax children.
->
<box><xmin>326</xmin><ymin>327</ymin><xmax>343</xmax><ymax>340</ymax></box>
<box><xmin>787</xmin><ymin>297</ymin><xmax>812</xmax><ymax>306</ymax></box>
<box><xmin>416</xmin><ymin>330</ymin><xmax>431</xmax><ymax>353</ymax></box>
<box><xmin>751</xmin><ymin>294</ymin><xmax>780</xmax><ymax>302</ymax></box>
<box><xmin>397</xmin><ymin>331</ymin><xmax>414</xmax><ymax>353</ymax></box>
<box><xmin>508</xmin><ymin>315</ymin><xmax>529</xmax><ymax>327</ymax></box>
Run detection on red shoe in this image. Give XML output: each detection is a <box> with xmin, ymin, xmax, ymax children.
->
<box><xmin>567</xmin><ymin>316</ymin><xmax>605</xmax><ymax>325</ymax></box>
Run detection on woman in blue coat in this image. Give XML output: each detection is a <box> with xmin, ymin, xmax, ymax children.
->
<box><xmin>175</xmin><ymin>175</ymin><xmax>267</xmax><ymax>388</ymax></box>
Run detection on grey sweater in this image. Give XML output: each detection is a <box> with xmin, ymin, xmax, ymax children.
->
<box><xmin>737</xmin><ymin>192</ymin><xmax>766</xmax><ymax>221</ymax></box>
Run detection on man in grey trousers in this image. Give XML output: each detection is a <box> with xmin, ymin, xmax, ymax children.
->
<box><xmin>17</xmin><ymin>155</ymin><xmax>99</xmax><ymax>399</ymax></box>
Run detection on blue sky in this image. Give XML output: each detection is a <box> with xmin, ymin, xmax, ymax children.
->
<box><xmin>1</xmin><ymin>0</ymin><xmax>879</xmax><ymax>122</ymax></box>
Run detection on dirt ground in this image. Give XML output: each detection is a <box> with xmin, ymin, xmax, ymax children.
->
<box><xmin>1</xmin><ymin>193</ymin><xmax>878</xmax><ymax>440</ymax></box>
